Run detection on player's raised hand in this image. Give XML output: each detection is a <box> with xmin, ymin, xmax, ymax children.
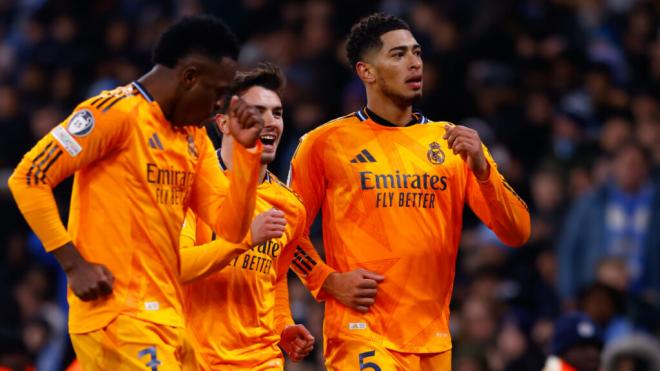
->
<box><xmin>322</xmin><ymin>269</ymin><xmax>384</xmax><ymax>312</ymax></box>
<box><xmin>53</xmin><ymin>243</ymin><xmax>114</xmax><ymax>301</ymax></box>
<box><xmin>250</xmin><ymin>208</ymin><xmax>286</xmax><ymax>246</ymax></box>
<box><xmin>279</xmin><ymin>324</ymin><xmax>315</xmax><ymax>362</ymax></box>
<box><xmin>443</xmin><ymin>124</ymin><xmax>490</xmax><ymax>180</ymax></box>
<box><xmin>228</xmin><ymin>95</ymin><xmax>264</xmax><ymax>149</ymax></box>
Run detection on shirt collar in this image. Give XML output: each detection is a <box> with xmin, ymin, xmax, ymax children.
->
<box><xmin>360</xmin><ymin>107</ymin><xmax>428</xmax><ymax>127</ymax></box>
<box><xmin>131</xmin><ymin>81</ymin><xmax>154</xmax><ymax>103</ymax></box>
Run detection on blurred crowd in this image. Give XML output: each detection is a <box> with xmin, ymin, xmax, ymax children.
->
<box><xmin>1</xmin><ymin>0</ymin><xmax>660</xmax><ymax>370</ymax></box>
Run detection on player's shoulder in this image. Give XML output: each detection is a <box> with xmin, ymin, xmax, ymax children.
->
<box><xmin>269</xmin><ymin>172</ymin><xmax>305</xmax><ymax>210</ymax></box>
<box><xmin>77</xmin><ymin>84</ymin><xmax>144</xmax><ymax>117</ymax></box>
<box><xmin>301</xmin><ymin>111</ymin><xmax>363</xmax><ymax>141</ymax></box>
<box><xmin>55</xmin><ymin>85</ymin><xmax>143</xmax><ymax>138</ymax></box>
<box><xmin>420</xmin><ymin>117</ymin><xmax>453</xmax><ymax>127</ymax></box>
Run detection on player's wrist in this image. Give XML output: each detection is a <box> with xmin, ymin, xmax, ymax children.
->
<box><xmin>52</xmin><ymin>242</ymin><xmax>88</xmax><ymax>273</ymax></box>
<box><xmin>322</xmin><ymin>272</ymin><xmax>340</xmax><ymax>296</ymax></box>
<box><xmin>474</xmin><ymin>159</ymin><xmax>490</xmax><ymax>182</ymax></box>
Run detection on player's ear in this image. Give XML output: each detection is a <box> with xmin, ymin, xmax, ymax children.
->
<box><xmin>356</xmin><ymin>61</ymin><xmax>375</xmax><ymax>84</ymax></box>
<box><xmin>180</xmin><ymin>63</ymin><xmax>200</xmax><ymax>91</ymax></box>
<box><xmin>215</xmin><ymin>114</ymin><xmax>230</xmax><ymax>134</ymax></box>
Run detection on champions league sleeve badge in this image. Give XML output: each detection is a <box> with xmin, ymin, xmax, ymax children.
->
<box><xmin>427</xmin><ymin>141</ymin><xmax>445</xmax><ymax>165</ymax></box>
<box><xmin>66</xmin><ymin>109</ymin><xmax>95</xmax><ymax>136</ymax></box>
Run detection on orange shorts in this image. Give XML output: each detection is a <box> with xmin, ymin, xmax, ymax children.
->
<box><xmin>70</xmin><ymin>315</ymin><xmax>198</xmax><ymax>370</ymax></box>
<box><xmin>325</xmin><ymin>337</ymin><xmax>452</xmax><ymax>371</ymax></box>
<box><xmin>200</xmin><ymin>355</ymin><xmax>284</xmax><ymax>371</ymax></box>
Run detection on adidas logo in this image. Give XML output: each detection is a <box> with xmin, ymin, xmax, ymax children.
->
<box><xmin>350</xmin><ymin>149</ymin><xmax>376</xmax><ymax>163</ymax></box>
<box><xmin>148</xmin><ymin>133</ymin><xmax>164</xmax><ymax>150</ymax></box>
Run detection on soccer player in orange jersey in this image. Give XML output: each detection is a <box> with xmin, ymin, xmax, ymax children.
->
<box><xmin>288</xmin><ymin>13</ymin><xmax>531</xmax><ymax>370</ymax></box>
<box><xmin>8</xmin><ymin>16</ymin><xmax>265</xmax><ymax>370</ymax></box>
<box><xmin>180</xmin><ymin>63</ymin><xmax>383</xmax><ymax>370</ymax></box>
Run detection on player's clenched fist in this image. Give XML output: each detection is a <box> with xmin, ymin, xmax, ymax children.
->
<box><xmin>68</xmin><ymin>261</ymin><xmax>114</xmax><ymax>301</ymax></box>
<box><xmin>279</xmin><ymin>324</ymin><xmax>315</xmax><ymax>362</ymax></box>
<box><xmin>322</xmin><ymin>269</ymin><xmax>385</xmax><ymax>313</ymax></box>
<box><xmin>228</xmin><ymin>95</ymin><xmax>264</xmax><ymax>148</ymax></box>
<box><xmin>52</xmin><ymin>243</ymin><xmax>114</xmax><ymax>301</ymax></box>
<box><xmin>443</xmin><ymin>124</ymin><xmax>490</xmax><ymax>180</ymax></box>
<box><xmin>250</xmin><ymin>208</ymin><xmax>286</xmax><ymax>246</ymax></box>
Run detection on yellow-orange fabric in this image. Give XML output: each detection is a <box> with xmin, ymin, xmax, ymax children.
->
<box><xmin>181</xmin><ymin>169</ymin><xmax>333</xmax><ymax>369</ymax></box>
<box><xmin>324</xmin><ymin>337</ymin><xmax>452</xmax><ymax>371</ymax></box>
<box><xmin>70</xmin><ymin>314</ymin><xmax>198</xmax><ymax>370</ymax></box>
<box><xmin>8</xmin><ymin>83</ymin><xmax>261</xmax><ymax>334</ymax></box>
<box><xmin>288</xmin><ymin>109</ymin><xmax>530</xmax><ymax>354</ymax></box>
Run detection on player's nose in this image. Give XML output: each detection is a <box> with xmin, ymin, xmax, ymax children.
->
<box><xmin>262</xmin><ymin>111</ymin><xmax>277</xmax><ymax>128</ymax></box>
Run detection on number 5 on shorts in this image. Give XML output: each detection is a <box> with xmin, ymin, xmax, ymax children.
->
<box><xmin>359</xmin><ymin>350</ymin><xmax>381</xmax><ymax>371</ymax></box>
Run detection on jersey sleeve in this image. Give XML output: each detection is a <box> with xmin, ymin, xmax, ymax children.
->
<box><xmin>287</xmin><ymin>133</ymin><xmax>336</xmax><ymax>299</ymax></box>
<box><xmin>288</xmin><ymin>133</ymin><xmax>325</xmax><ymax>232</ymax></box>
<box><xmin>273</xmin><ymin>270</ymin><xmax>294</xmax><ymax>336</ymax></box>
<box><xmin>179</xmin><ymin>208</ymin><xmax>198</xmax><ymax>250</ymax></box>
<box><xmin>179</xmin><ymin>210</ymin><xmax>251</xmax><ymax>283</ymax></box>
<box><xmin>465</xmin><ymin>145</ymin><xmax>531</xmax><ymax>247</ymax></box>
<box><xmin>189</xmin><ymin>140</ymin><xmax>262</xmax><ymax>244</ymax></box>
<box><xmin>291</xmin><ymin>235</ymin><xmax>335</xmax><ymax>300</ymax></box>
<box><xmin>7</xmin><ymin>97</ymin><xmax>132</xmax><ymax>251</ymax></box>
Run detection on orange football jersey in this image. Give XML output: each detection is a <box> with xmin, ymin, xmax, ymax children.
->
<box><xmin>288</xmin><ymin>108</ymin><xmax>530</xmax><ymax>353</ymax></box>
<box><xmin>8</xmin><ymin>83</ymin><xmax>261</xmax><ymax>334</ymax></box>
<box><xmin>181</xmin><ymin>163</ymin><xmax>332</xmax><ymax>369</ymax></box>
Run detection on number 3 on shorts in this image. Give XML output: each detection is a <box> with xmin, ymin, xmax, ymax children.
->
<box><xmin>138</xmin><ymin>346</ymin><xmax>161</xmax><ymax>371</ymax></box>
<box><xmin>359</xmin><ymin>350</ymin><xmax>381</xmax><ymax>371</ymax></box>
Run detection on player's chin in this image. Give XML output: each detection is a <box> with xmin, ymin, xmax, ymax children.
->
<box><xmin>401</xmin><ymin>91</ymin><xmax>422</xmax><ymax>105</ymax></box>
<box><xmin>260</xmin><ymin>153</ymin><xmax>276</xmax><ymax>165</ymax></box>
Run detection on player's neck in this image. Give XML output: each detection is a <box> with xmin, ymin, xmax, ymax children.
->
<box><xmin>137</xmin><ymin>67</ymin><xmax>177</xmax><ymax>124</ymax></box>
<box><xmin>220</xmin><ymin>139</ymin><xmax>268</xmax><ymax>182</ymax></box>
<box><xmin>366</xmin><ymin>94</ymin><xmax>413</xmax><ymax>126</ymax></box>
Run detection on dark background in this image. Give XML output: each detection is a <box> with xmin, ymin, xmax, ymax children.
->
<box><xmin>1</xmin><ymin>1</ymin><xmax>659</xmax><ymax>370</ymax></box>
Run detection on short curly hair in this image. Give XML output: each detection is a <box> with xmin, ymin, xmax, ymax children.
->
<box><xmin>152</xmin><ymin>15</ymin><xmax>239</xmax><ymax>68</ymax></box>
<box><xmin>346</xmin><ymin>13</ymin><xmax>410</xmax><ymax>69</ymax></box>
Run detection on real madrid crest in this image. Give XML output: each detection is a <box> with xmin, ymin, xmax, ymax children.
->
<box><xmin>187</xmin><ymin>135</ymin><xmax>199</xmax><ymax>160</ymax></box>
<box><xmin>427</xmin><ymin>141</ymin><xmax>445</xmax><ymax>165</ymax></box>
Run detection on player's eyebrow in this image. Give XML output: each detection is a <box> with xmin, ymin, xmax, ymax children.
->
<box><xmin>254</xmin><ymin>104</ymin><xmax>283</xmax><ymax>111</ymax></box>
<box><xmin>387</xmin><ymin>44</ymin><xmax>421</xmax><ymax>53</ymax></box>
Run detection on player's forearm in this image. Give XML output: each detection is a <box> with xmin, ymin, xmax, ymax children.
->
<box><xmin>474</xmin><ymin>167</ymin><xmax>531</xmax><ymax>247</ymax></box>
<box><xmin>273</xmin><ymin>274</ymin><xmax>295</xmax><ymax>335</ymax></box>
<box><xmin>51</xmin><ymin>242</ymin><xmax>87</xmax><ymax>272</ymax></box>
<box><xmin>179</xmin><ymin>238</ymin><xmax>250</xmax><ymax>283</ymax></box>
<box><xmin>8</xmin><ymin>164</ymin><xmax>71</xmax><ymax>252</ymax></box>
<box><xmin>213</xmin><ymin>142</ymin><xmax>262</xmax><ymax>243</ymax></box>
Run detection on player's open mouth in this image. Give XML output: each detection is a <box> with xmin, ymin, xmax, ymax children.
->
<box><xmin>260</xmin><ymin>134</ymin><xmax>277</xmax><ymax>147</ymax></box>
